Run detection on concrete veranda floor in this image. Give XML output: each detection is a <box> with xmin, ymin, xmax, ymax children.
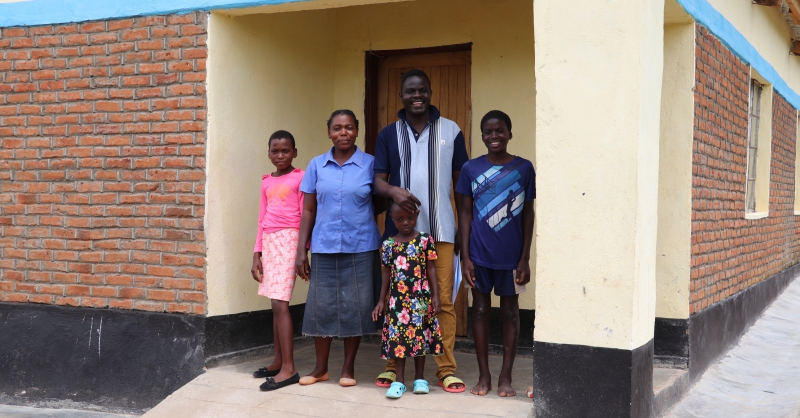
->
<box><xmin>143</xmin><ymin>343</ymin><xmax>535</xmax><ymax>418</ymax></box>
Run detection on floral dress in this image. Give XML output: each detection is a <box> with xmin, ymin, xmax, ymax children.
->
<box><xmin>380</xmin><ymin>232</ymin><xmax>444</xmax><ymax>359</ymax></box>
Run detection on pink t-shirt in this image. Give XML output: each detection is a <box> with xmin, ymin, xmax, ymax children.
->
<box><xmin>254</xmin><ymin>168</ymin><xmax>305</xmax><ymax>252</ymax></box>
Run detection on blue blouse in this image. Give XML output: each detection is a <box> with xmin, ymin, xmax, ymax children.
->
<box><xmin>300</xmin><ymin>146</ymin><xmax>381</xmax><ymax>254</ymax></box>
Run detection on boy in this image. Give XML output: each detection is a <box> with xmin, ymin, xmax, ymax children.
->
<box><xmin>455</xmin><ymin>110</ymin><xmax>535</xmax><ymax>397</ymax></box>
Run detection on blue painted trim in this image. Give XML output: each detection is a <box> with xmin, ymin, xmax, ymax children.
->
<box><xmin>0</xmin><ymin>0</ymin><xmax>307</xmax><ymax>28</ymax></box>
<box><xmin>677</xmin><ymin>0</ymin><xmax>800</xmax><ymax>110</ymax></box>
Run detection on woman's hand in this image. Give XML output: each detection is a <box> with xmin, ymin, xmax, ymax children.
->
<box><xmin>296</xmin><ymin>249</ymin><xmax>310</xmax><ymax>283</ymax></box>
<box><xmin>461</xmin><ymin>254</ymin><xmax>476</xmax><ymax>287</ymax></box>
<box><xmin>372</xmin><ymin>301</ymin><xmax>385</xmax><ymax>322</ymax></box>
<box><xmin>251</xmin><ymin>253</ymin><xmax>262</xmax><ymax>282</ymax></box>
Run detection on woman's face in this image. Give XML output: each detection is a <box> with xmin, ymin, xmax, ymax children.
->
<box><xmin>328</xmin><ymin>114</ymin><xmax>358</xmax><ymax>152</ymax></box>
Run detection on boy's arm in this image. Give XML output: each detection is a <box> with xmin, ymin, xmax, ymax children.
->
<box><xmin>516</xmin><ymin>201</ymin><xmax>535</xmax><ymax>285</ymax></box>
<box><xmin>456</xmin><ymin>192</ymin><xmax>476</xmax><ymax>287</ymax></box>
<box><xmin>427</xmin><ymin>259</ymin><xmax>440</xmax><ymax>315</ymax></box>
<box><xmin>372</xmin><ymin>265</ymin><xmax>391</xmax><ymax>321</ymax></box>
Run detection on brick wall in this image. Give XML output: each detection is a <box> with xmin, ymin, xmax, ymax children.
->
<box><xmin>0</xmin><ymin>13</ymin><xmax>208</xmax><ymax>314</ymax></box>
<box><xmin>691</xmin><ymin>24</ymin><xmax>800</xmax><ymax>314</ymax></box>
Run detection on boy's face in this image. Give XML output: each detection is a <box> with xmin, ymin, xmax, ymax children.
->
<box><xmin>390</xmin><ymin>205</ymin><xmax>418</xmax><ymax>236</ymax></box>
<box><xmin>400</xmin><ymin>76</ymin><xmax>431</xmax><ymax>117</ymax></box>
<box><xmin>268</xmin><ymin>137</ymin><xmax>297</xmax><ymax>171</ymax></box>
<box><xmin>481</xmin><ymin>118</ymin><xmax>512</xmax><ymax>154</ymax></box>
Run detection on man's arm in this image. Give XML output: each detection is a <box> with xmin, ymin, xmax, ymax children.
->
<box><xmin>452</xmin><ymin>170</ymin><xmax>462</xmax><ymax>254</ymax></box>
<box><xmin>374</xmin><ymin>174</ymin><xmax>421</xmax><ymax>213</ymax></box>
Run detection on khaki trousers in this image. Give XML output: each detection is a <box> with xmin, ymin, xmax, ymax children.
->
<box><xmin>385</xmin><ymin>242</ymin><xmax>457</xmax><ymax>381</ymax></box>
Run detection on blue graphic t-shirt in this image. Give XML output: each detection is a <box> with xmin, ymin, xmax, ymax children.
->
<box><xmin>455</xmin><ymin>156</ymin><xmax>536</xmax><ymax>270</ymax></box>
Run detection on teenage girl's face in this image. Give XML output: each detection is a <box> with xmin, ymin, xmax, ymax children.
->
<box><xmin>328</xmin><ymin>114</ymin><xmax>358</xmax><ymax>152</ymax></box>
<box><xmin>268</xmin><ymin>137</ymin><xmax>297</xmax><ymax>171</ymax></box>
<box><xmin>390</xmin><ymin>205</ymin><xmax>418</xmax><ymax>236</ymax></box>
<box><xmin>481</xmin><ymin>118</ymin><xmax>512</xmax><ymax>155</ymax></box>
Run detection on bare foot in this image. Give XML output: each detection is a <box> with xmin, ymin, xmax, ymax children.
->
<box><xmin>273</xmin><ymin>368</ymin><xmax>297</xmax><ymax>383</ymax></box>
<box><xmin>497</xmin><ymin>376</ymin><xmax>516</xmax><ymax>397</ymax></box>
<box><xmin>470</xmin><ymin>375</ymin><xmax>492</xmax><ymax>396</ymax></box>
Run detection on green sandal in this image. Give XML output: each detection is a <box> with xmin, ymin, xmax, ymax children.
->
<box><xmin>375</xmin><ymin>371</ymin><xmax>396</xmax><ymax>388</ymax></box>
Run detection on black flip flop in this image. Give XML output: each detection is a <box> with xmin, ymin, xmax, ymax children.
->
<box><xmin>253</xmin><ymin>367</ymin><xmax>280</xmax><ymax>379</ymax></box>
<box><xmin>260</xmin><ymin>373</ymin><xmax>300</xmax><ymax>391</ymax></box>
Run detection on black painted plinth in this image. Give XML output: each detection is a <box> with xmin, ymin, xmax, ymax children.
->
<box><xmin>654</xmin><ymin>317</ymin><xmax>689</xmax><ymax>367</ymax></box>
<box><xmin>689</xmin><ymin>263</ymin><xmax>799</xmax><ymax>379</ymax></box>
<box><xmin>0</xmin><ymin>302</ymin><xmax>205</xmax><ymax>411</ymax></box>
<box><xmin>204</xmin><ymin>304</ymin><xmax>305</xmax><ymax>360</ymax></box>
<box><xmin>534</xmin><ymin>339</ymin><xmax>654</xmax><ymax>418</ymax></box>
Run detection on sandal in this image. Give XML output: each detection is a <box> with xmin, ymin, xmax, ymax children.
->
<box><xmin>385</xmin><ymin>381</ymin><xmax>406</xmax><ymax>399</ymax></box>
<box><xmin>299</xmin><ymin>373</ymin><xmax>329</xmax><ymax>386</ymax></box>
<box><xmin>438</xmin><ymin>376</ymin><xmax>466</xmax><ymax>393</ymax></box>
<box><xmin>375</xmin><ymin>371</ymin><xmax>396</xmax><ymax>388</ymax></box>
<box><xmin>412</xmin><ymin>379</ymin><xmax>429</xmax><ymax>394</ymax></box>
<box><xmin>252</xmin><ymin>367</ymin><xmax>279</xmax><ymax>379</ymax></box>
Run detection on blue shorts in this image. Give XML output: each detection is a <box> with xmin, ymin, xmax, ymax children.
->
<box><xmin>473</xmin><ymin>264</ymin><xmax>518</xmax><ymax>297</ymax></box>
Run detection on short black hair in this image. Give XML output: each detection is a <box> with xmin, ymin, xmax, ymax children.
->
<box><xmin>480</xmin><ymin>110</ymin><xmax>512</xmax><ymax>132</ymax></box>
<box><xmin>327</xmin><ymin>109</ymin><xmax>359</xmax><ymax>130</ymax></box>
<box><xmin>389</xmin><ymin>200</ymin><xmax>414</xmax><ymax>215</ymax></box>
<box><xmin>400</xmin><ymin>69</ymin><xmax>431</xmax><ymax>90</ymax></box>
<box><xmin>268</xmin><ymin>130</ymin><xmax>295</xmax><ymax>148</ymax></box>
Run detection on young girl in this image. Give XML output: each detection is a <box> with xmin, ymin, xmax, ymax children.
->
<box><xmin>372</xmin><ymin>202</ymin><xmax>444</xmax><ymax>399</ymax></box>
<box><xmin>250</xmin><ymin>130</ymin><xmax>304</xmax><ymax>391</ymax></box>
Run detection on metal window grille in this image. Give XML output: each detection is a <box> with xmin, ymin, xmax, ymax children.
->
<box><xmin>745</xmin><ymin>79</ymin><xmax>762</xmax><ymax>213</ymax></box>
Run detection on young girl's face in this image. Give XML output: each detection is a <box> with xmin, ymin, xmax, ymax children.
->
<box><xmin>390</xmin><ymin>204</ymin><xmax>418</xmax><ymax>236</ymax></box>
<box><xmin>269</xmin><ymin>137</ymin><xmax>297</xmax><ymax>171</ymax></box>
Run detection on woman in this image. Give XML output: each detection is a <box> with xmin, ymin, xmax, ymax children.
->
<box><xmin>295</xmin><ymin>109</ymin><xmax>381</xmax><ymax>387</ymax></box>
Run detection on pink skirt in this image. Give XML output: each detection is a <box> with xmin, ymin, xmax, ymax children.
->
<box><xmin>259</xmin><ymin>229</ymin><xmax>299</xmax><ymax>301</ymax></box>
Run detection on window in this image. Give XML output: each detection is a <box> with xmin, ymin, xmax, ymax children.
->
<box><xmin>745</xmin><ymin>79</ymin><xmax>762</xmax><ymax>213</ymax></box>
<box><xmin>744</xmin><ymin>71</ymin><xmax>773</xmax><ymax>219</ymax></box>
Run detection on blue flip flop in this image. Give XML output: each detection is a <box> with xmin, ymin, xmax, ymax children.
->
<box><xmin>386</xmin><ymin>381</ymin><xmax>407</xmax><ymax>399</ymax></box>
<box><xmin>412</xmin><ymin>379</ymin><xmax>429</xmax><ymax>394</ymax></box>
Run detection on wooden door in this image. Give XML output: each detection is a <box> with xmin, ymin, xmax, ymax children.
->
<box><xmin>365</xmin><ymin>46</ymin><xmax>472</xmax><ymax>336</ymax></box>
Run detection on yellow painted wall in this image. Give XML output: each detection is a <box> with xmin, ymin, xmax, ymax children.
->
<box><xmin>206</xmin><ymin>10</ymin><xmax>337</xmax><ymax>316</ymax></box>
<box><xmin>656</xmin><ymin>23</ymin><xmax>695</xmax><ymax>320</ymax></box>
<box><xmin>533</xmin><ymin>0</ymin><xmax>662</xmax><ymax>349</ymax></box>
<box><xmin>206</xmin><ymin>0</ymin><xmax>537</xmax><ymax>316</ymax></box>
<box><xmin>707</xmin><ymin>0</ymin><xmax>800</xmax><ymax>97</ymax></box>
<box><xmin>329</xmin><ymin>0</ymin><xmax>536</xmax><ymax>308</ymax></box>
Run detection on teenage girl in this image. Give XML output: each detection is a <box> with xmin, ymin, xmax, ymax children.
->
<box><xmin>250</xmin><ymin>130</ymin><xmax>305</xmax><ymax>391</ymax></box>
<box><xmin>372</xmin><ymin>202</ymin><xmax>444</xmax><ymax>398</ymax></box>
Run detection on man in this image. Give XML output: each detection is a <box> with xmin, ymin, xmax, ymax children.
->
<box><xmin>373</xmin><ymin>68</ymin><xmax>469</xmax><ymax>392</ymax></box>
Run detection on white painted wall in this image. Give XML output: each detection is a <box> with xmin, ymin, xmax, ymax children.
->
<box><xmin>533</xmin><ymin>0</ymin><xmax>662</xmax><ymax>349</ymax></box>
<box><xmin>206</xmin><ymin>10</ymin><xmax>337</xmax><ymax>316</ymax></box>
<box><xmin>206</xmin><ymin>0</ymin><xmax>537</xmax><ymax>316</ymax></box>
<box><xmin>656</xmin><ymin>23</ymin><xmax>695</xmax><ymax>320</ymax></box>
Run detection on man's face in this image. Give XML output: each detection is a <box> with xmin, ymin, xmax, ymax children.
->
<box><xmin>400</xmin><ymin>76</ymin><xmax>431</xmax><ymax>117</ymax></box>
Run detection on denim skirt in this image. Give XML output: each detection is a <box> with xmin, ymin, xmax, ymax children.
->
<box><xmin>302</xmin><ymin>251</ymin><xmax>378</xmax><ymax>337</ymax></box>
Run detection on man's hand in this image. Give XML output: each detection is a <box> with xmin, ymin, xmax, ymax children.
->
<box><xmin>389</xmin><ymin>187</ymin><xmax>421</xmax><ymax>214</ymax></box>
